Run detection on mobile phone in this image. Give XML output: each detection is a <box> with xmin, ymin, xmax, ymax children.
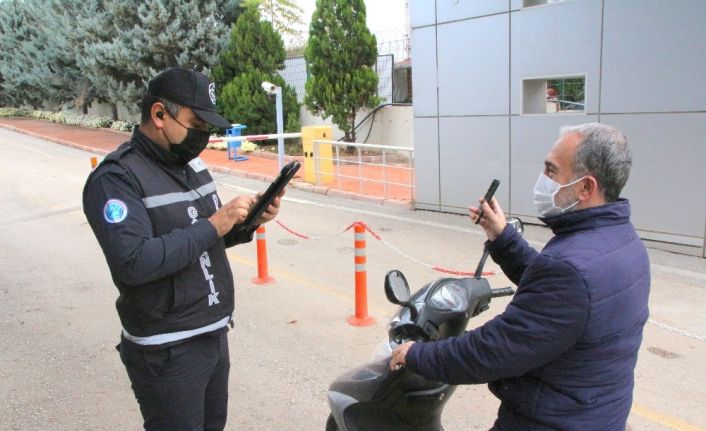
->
<box><xmin>474</xmin><ymin>179</ymin><xmax>500</xmax><ymax>224</ymax></box>
<box><xmin>234</xmin><ymin>161</ymin><xmax>300</xmax><ymax>232</ymax></box>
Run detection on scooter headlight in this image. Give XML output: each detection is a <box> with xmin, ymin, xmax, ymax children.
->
<box><xmin>428</xmin><ymin>280</ymin><xmax>467</xmax><ymax>312</ymax></box>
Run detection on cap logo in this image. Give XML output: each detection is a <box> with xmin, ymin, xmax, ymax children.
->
<box><xmin>208</xmin><ymin>83</ymin><xmax>216</xmax><ymax>105</ymax></box>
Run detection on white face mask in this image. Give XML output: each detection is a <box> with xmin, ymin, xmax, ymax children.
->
<box><xmin>533</xmin><ymin>173</ymin><xmax>584</xmax><ymax>217</ymax></box>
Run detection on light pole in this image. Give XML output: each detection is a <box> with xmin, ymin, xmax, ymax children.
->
<box><xmin>261</xmin><ymin>81</ymin><xmax>284</xmax><ymax>169</ymax></box>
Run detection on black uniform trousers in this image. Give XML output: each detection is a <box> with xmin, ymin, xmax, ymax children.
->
<box><xmin>119</xmin><ymin>329</ymin><xmax>230</xmax><ymax>431</ymax></box>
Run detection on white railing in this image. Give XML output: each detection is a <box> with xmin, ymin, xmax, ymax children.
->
<box><xmin>313</xmin><ymin>139</ymin><xmax>415</xmax><ymax>201</ymax></box>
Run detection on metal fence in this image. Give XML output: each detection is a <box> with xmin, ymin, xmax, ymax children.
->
<box><xmin>280</xmin><ymin>54</ymin><xmax>394</xmax><ymax>104</ymax></box>
<box><xmin>312</xmin><ymin>139</ymin><xmax>415</xmax><ymax>201</ymax></box>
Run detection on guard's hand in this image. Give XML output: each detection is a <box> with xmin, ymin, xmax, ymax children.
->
<box><xmin>255</xmin><ymin>189</ymin><xmax>285</xmax><ymax>225</ymax></box>
<box><xmin>469</xmin><ymin>197</ymin><xmax>506</xmax><ymax>241</ymax></box>
<box><xmin>209</xmin><ymin>195</ymin><xmax>256</xmax><ymax>237</ymax></box>
<box><xmin>389</xmin><ymin>341</ymin><xmax>415</xmax><ymax>371</ymax></box>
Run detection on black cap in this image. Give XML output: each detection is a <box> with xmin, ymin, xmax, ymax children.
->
<box><xmin>147</xmin><ymin>67</ymin><xmax>231</xmax><ymax>129</ymax></box>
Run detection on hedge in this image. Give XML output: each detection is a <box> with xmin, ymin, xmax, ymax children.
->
<box><xmin>0</xmin><ymin>107</ymin><xmax>136</xmax><ymax>132</ymax></box>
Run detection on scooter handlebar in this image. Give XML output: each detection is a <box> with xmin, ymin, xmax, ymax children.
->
<box><xmin>491</xmin><ymin>287</ymin><xmax>515</xmax><ymax>298</ymax></box>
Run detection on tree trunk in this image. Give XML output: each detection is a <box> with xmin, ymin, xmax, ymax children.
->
<box><xmin>349</xmin><ymin>111</ymin><xmax>357</xmax><ymax>142</ymax></box>
<box><xmin>111</xmin><ymin>104</ymin><xmax>118</xmax><ymax>121</ymax></box>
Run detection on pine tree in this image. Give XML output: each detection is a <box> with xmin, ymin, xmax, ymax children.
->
<box><xmin>0</xmin><ymin>0</ymin><xmax>88</xmax><ymax>109</ymax></box>
<box><xmin>214</xmin><ymin>3</ymin><xmax>299</xmax><ymax>134</ymax></box>
<box><xmin>40</xmin><ymin>0</ymin><xmax>95</xmax><ymax>111</ymax></box>
<box><xmin>304</xmin><ymin>0</ymin><xmax>380</xmax><ymax>142</ymax></box>
<box><xmin>0</xmin><ymin>0</ymin><xmax>46</xmax><ymax>107</ymax></box>
<box><xmin>79</xmin><ymin>0</ymin><xmax>230</xmax><ymax>118</ymax></box>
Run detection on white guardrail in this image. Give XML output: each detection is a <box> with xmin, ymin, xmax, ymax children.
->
<box><xmin>313</xmin><ymin>139</ymin><xmax>415</xmax><ymax>201</ymax></box>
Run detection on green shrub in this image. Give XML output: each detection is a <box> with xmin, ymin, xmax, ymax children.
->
<box><xmin>50</xmin><ymin>112</ymin><xmax>67</xmax><ymax>123</ymax></box>
<box><xmin>111</xmin><ymin>120</ymin><xmax>137</xmax><ymax>132</ymax></box>
<box><xmin>0</xmin><ymin>107</ymin><xmax>114</xmax><ymax>129</ymax></box>
<box><xmin>0</xmin><ymin>107</ymin><xmax>30</xmax><ymax>117</ymax></box>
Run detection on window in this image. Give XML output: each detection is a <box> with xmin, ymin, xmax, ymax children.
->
<box><xmin>522</xmin><ymin>76</ymin><xmax>585</xmax><ymax>114</ymax></box>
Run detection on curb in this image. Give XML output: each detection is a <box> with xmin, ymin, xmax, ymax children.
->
<box><xmin>0</xmin><ymin>123</ymin><xmax>112</xmax><ymax>156</ymax></box>
<box><xmin>1</xmin><ymin>123</ymin><xmax>414</xmax><ymax>210</ymax></box>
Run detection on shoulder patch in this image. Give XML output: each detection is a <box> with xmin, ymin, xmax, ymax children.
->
<box><xmin>104</xmin><ymin>199</ymin><xmax>128</xmax><ymax>224</ymax></box>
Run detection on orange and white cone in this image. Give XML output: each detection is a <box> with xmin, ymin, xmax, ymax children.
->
<box><xmin>252</xmin><ymin>226</ymin><xmax>275</xmax><ymax>284</ymax></box>
<box><xmin>347</xmin><ymin>223</ymin><xmax>375</xmax><ymax>326</ymax></box>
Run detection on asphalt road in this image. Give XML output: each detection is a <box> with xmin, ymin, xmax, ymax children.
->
<box><xmin>1</xmin><ymin>128</ymin><xmax>704</xmax><ymax>431</ymax></box>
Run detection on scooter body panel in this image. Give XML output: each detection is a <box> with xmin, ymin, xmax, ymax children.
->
<box><xmin>328</xmin><ymin>358</ymin><xmax>455</xmax><ymax>430</ymax></box>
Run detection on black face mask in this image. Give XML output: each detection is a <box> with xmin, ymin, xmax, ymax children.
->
<box><xmin>163</xmin><ymin>112</ymin><xmax>210</xmax><ymax>165</ymax></box>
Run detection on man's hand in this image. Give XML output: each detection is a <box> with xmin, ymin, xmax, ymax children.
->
<box><xmin>209</xmin><ymin>195</ymin><xmax>256</xmax><ymax>237</ymax></box>
<box><xmin>389</xmin><ymin>341</ymin><xmax>415</xmax><ymax>371</ymax></box>
<box><xmin>255</xmin><ymin>189</ymin><xmax>285</xmax><ymax>225</ymax></box>
<box><xmin>469</xmin><ymin>197</ymin><xmax>506</xmax><ymax>241</ymax></box>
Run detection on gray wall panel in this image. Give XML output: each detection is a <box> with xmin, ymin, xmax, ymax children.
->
<box><xmin>411</xmin><ymin>2</ymin><xmax>705</xmax><ymax>251</ymax></box>
<box><xmin>437</xmin><ymin>15</ymin><xmax>510</xmax><ymax>116</ymax></box>
<box><xmin>437</xmin><ymin>0</ymin><xmax>510</xmax><ymax>24</ymax></box>
<box><xmin>510</xmin><ymin>115</ymin><xmax>599</xmax><ymax>217</ymax></box>
<box><xmin>411</xmin><ymin>27</ymin><xmax>439</xmax><ymax>117</ymax></box>
<box><xmin>413</xmin><ymin>118</ymin><xmax>441</xmax><ymax>207</ymax></box>
<box><xmin>439</xmin><ymin>117</ymin><xmax>510</xmax><ymax>210</ymax></box>
<box><xmin>601</xmin><ymin>1</ymin><xmax>706</xmax><ymax>113</ymax></box>
<box><xmin>510</xmin><ymin>0</ymin><xmax>602</xmax><ymax>115</ymax></box>
<box><xmin>603</xmin><ymin>114</ymin><xmax>706</xmax><ymax>242</ymax></box>
<box><xmin>410</xmin><ymin>0</ymin><xmax>436</xmax><ymax>28</ymax></box>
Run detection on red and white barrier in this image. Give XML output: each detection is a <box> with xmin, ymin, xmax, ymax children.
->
<box><xmin>209</xmin><ymin>132</ymin><xmax>301</xmax><ymax>144</ymax></box>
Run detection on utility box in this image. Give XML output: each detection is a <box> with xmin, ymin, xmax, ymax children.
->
<box><xmin>302</xmin><ymin>126</ymin><xmax>334</xmax><ymax>184</ymax></box>
<box><xmin>226</xmin><ymin>124</ymin><xmax>248</xmax><ymax>161</ymax></box>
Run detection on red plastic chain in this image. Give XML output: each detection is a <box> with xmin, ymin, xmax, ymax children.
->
<box><xmin>275</xmin><ymin>219</ymin><xmax>494</xmax><ymax>277</ymax></box>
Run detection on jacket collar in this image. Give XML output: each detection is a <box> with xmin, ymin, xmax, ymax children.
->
<box><xmin>540</xmin><ymin>199</ymin><xmax>632</xmax><ymax>235</ymax></box>
<box><xmin>131</xmin><ymin>126</ymin><xmax>182</xmax><ymax>168</ymax></box>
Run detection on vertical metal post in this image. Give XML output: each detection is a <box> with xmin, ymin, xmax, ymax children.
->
<box><xmin>358</xmin><ymin>148</ymin><xmax>363</xmax><ymax>194</ymax></box>
<box><xmin>382</xmin><ymin>150</ymin><xmax>388</xmax><ymax>199</ymax></box>
<box><xmin>335</xmin><ymin>145</ymin><xmax>342</xmax><ymax>190</ymax></box>
<box><xmin>409</xmin><ymin>150</ymin><xmax>415</xmax><ymax>201</ymax></box>
<box><xmin>275</xmin><ymin>87</ymin><xmax>284</xmax><ymax>169</ymax></box>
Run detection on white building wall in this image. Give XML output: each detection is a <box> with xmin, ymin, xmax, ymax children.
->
<box><xmin>410</xmin><ymin>0</ymin><xmax>706</xmax><ymax>254</ymax></box>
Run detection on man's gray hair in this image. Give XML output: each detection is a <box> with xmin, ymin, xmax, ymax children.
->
<box><xmin>560</xmin><ymin>123</ymin><xmax>632</xmax><ymax>202</ymax></box>
<box><xmin>160</xmin><ymin>98</ymin><xmax>182</xmax><ymax>117</ymax></box>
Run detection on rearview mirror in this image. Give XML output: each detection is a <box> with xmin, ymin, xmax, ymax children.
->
<box><xmin>384</xmin><ymin>270</ymin><xmax>411</xmax><ymax>305</ymax></box>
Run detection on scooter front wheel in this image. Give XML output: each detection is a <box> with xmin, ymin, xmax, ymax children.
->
<box><xmin>325</xmin><ymin>413</ymin><xmax>339</xmax><ymax>431</ymax></box>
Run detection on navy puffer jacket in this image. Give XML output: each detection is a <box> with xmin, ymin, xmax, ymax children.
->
<box><xmin>406</xmin><ymin>200</ymin><xmax>650</xmax><ymax>430</ymax></box>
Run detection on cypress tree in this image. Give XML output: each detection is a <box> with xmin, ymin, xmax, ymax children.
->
<box><xmin>215</xmin><ymin>2</ymin><xmax>299</xmax><ymax>134</ymax></box>
<box><xmin>304</xmin><ymin>0</ymin><xmax>381</xmax><ymax>142</ymax></box>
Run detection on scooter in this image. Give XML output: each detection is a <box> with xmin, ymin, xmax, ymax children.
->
<box><xmin>325</xmin><ymin>218</ymin><xmax>524</xmax><ymax>431</ymax></box>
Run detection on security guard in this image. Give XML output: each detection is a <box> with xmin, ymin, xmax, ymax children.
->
<box><xmin>83</xmin><ymin>67</ymin><xmax>283</xmax><ymax>431</ymax></box>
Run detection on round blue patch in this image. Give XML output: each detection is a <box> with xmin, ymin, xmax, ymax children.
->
<box><xmin>104</xmin><ymin>199</ymin><xmax>128</xmax><ymax>224</ymax></box>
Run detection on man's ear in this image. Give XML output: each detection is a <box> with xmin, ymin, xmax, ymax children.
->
<box><xmin>577</xmin><ymin>176</ymin><xmax>598</xmax><ymax>201</ymax></box>
<box><xmin>151</xmin><ymin>103</ymin><xmax>166</xmax><ymax>128</ymax></box>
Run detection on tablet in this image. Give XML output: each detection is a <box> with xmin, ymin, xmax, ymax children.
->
<box><xmin>235</xmin><ymin>160</ymin><xmax>300</xmax><ymax>232</ymax></box>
